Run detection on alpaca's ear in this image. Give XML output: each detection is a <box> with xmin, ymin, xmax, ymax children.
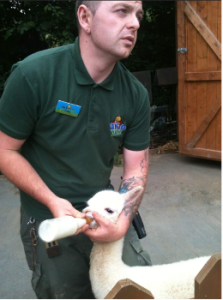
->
<box><xmin>120</xmin><ymin>186</ymin><xmax>144</xmax><ymax>204</ymax></box>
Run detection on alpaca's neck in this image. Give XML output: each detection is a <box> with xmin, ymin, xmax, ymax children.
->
<box><xmin>91</xmin><ymin>237</ymin><xmax>125</xmax><ymax>266</ymax></box>
<box><xmin>90</xmin><ymin>237</ymin><xmax>128</xmax><ymax>299</ymax></box>
<box><xmin>90</xmin><ymin>237</ymin><xmax>126</xmax><ymax>279</ymax></box>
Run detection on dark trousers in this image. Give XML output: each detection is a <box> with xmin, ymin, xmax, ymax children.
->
<box><xmin>20</xmin><ymin>206</ymin><xmax>152</xmax><ymax>299</ymax></box>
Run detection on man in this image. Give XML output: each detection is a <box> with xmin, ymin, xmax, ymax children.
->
<box><xmin>0</xmin><ymin>1</ymin><xmax>151</xmax><ymax>298</ymax></box>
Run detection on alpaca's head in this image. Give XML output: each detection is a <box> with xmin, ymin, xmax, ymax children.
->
<box><xmin>83</xmin><ymin>186</ymin><xmax>143</xmax><ymax>229</ymax></box>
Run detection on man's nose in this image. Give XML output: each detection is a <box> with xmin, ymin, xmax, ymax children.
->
<box><xmin>126</xmin><ymin>14</ymin><xmax>140</xmax><ymax>30</ymax></box>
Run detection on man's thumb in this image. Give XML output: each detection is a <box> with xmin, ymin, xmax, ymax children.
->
<box><xmin>92</xmin><ymin>212</ymin><xmax>103</xmax><ymax>223</ymax></box>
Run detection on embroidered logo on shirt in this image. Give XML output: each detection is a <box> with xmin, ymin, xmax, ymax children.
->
<box><xmin>110</xmin><ymin>116</ymin><xmax>126</xmax><ymax>136</ymax></box>
<box><xmin>55</xmin><ymin>100</ymin><xmax>81</xmax><ymax>118</ymax></box>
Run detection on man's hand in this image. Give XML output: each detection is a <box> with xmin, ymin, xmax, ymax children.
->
<box><xmin>83</xmin><ymin>210</ymin><xmax>129</xmax><ymax>242</ymax></box>
<box><xmin>47</xmin><ymin>197</ymin><xmax>89</xmax><ymax>235</ymax></box>
<box><xmin>84</xmin><ymin>148</ymin><xmax>149</xmax><ymax>242</ymax></box>
<box><xmin>48</xmin><ymin>196</ymin><xmax>84</xmax><ymax>218</ymax></box>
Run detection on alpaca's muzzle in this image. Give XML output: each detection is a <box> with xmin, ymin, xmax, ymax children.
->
<box><xmin>85</xmin><ymin>211</ymin><xmax>99</xmax><ymax>229</ymax></box>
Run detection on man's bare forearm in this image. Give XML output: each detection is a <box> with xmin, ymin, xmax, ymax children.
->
<box><xmin>0</xmin><ymin>150</ymin><xmax>57</xmax><ymax>208</ymax></box>
<box><xmin>0</xmin><ymin>149</ymin><xmax>86</xmax><ymax>219</ymax></box>
<box><xmin>119</xmin><ymin>148</ymin><xmax>149</xmax><ymax>223</ymax></box>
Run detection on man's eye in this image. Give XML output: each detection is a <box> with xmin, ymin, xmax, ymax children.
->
<box><xmin>118</xmin><ymin>9</ymin><xmax>126</xmax><ymax>14</ymax></box>
<box><xmin>137</xmin><ymin>15</ymin><xmax>143</xmax><ymax>23</ymax></box>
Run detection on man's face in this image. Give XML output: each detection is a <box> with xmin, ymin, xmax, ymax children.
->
<box><xmin>89</xmin><ymin>1</ymin><xmax>143</xmax><ymax>60</ymax></box>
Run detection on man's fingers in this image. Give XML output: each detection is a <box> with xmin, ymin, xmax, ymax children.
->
<box><xmin>81</xmin><ymin>224</ymin><xmax>90</xmax><ymax>232</ymax></box>
<box><xmin>92</xmin><ymin>212</ymin><xmax>106</xmax><ymax>224</ymax></box>
<box><xmin>75</xmin><ymin>212</ymin><xmax>86</xmax><ymax>218</ymax></box>
<box><xmin>74</xmin><ymin>224</ymin><xmax>89</xmax><ymax>235</ymax></box>
<box><xmin>73</xmin><ymin>210</ymin><xmax>86</xmax><ymax>219</ymax></box>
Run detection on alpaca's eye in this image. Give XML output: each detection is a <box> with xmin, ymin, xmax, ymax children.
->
<box><xmin>105</xmin><ymin>208</ymin><xmax>114</xmax><ymax>214</ymax></box>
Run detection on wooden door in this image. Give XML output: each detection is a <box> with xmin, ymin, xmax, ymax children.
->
<box><xmin>177</xmin><ymin>1</ymin><xmax>221</xmax><ymax>160</ymax></box>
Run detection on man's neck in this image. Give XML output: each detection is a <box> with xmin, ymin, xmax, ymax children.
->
<box><xmin>79</xmin><ymin>36</ymin><xmax>117</xmax><ymax>84</ymax></box>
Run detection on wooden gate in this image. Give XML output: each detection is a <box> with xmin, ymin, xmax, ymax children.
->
<box><xmin>177</xmin><ymin>1</ymin><xmax>221</xmax><ymax>161</ymax></box>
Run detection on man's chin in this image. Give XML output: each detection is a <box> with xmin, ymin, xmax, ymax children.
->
<box><xmin>117</xmin><ymin>49</ymin><xmax>133</xmax><ymax>60</ymax></box>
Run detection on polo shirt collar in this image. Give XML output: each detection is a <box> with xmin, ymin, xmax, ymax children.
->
<box><xmin>73</xmin><ymin>37</ymin><xmax>117</xmax><ymax>91</ymax></box>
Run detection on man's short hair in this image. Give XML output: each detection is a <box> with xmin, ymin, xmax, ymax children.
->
<box><xmin>75</xmin><ymin>1</ymin><xmax>100</xmax><ymax>17</ymax></box>
<box><xmin>75</xmin><ymin>1</ymin><xmax>100</xmax><ymax>30</ymax></box>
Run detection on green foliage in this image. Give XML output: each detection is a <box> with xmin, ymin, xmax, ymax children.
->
<box><xmin>0</xmin><ymin>1</ymin><xmax>78</xmax><ymax>88</ymax></box>
<box><xmin>0</xmin><ymin>1</ymin><xmax>176</xmax><ymax>88</ymax></box>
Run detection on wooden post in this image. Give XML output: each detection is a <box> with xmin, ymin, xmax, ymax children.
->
<box><xmin>195</xmin><ymin>253</ymin><xmax>221</xmax><ymax>299</ymax></box>
<box><xmin>105</xmin><ymin>279</ymin><xmax>154</xmax><ymax>299</ymax></box>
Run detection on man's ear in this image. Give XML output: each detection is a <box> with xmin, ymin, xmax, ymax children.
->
<box><xmin>120</xmin><ymin>186</ymin><xmax>144</xmax><ymax>204</ymax></box>
<box><xmin>77</xmin><ymin>5</ymin><xmax>92</xmax><ymax>33</ymax></box>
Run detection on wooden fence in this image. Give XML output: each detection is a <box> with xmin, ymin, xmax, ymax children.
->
<box><xmin>105</xmin><ymin>253</ymin><xmax>221</xmax><ymax>299</ymax></box>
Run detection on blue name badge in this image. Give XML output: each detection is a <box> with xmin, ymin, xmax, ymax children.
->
<box><xmin>55</xmin><ymin>100</ymin><xmax>81</xmax><ymax>118</ymax></box>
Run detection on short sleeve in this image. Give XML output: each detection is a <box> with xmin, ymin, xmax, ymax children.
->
<box><xmin>123</xmin><ymin>90</ymin><xmax>150</xmax><ymax>151</ymax></box>
<box><xmin>0</xmin><ymin>64</ymin><xmax>39</xmax><ymax>139</ymax></box>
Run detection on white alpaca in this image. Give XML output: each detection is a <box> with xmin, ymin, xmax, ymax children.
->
<box><xmin>83</xmin><ymin>187</ymin><xmax>211</xmax><ymax>299</ymax></box>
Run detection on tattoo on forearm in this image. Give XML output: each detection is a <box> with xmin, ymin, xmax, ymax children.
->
<box><xmin>123</xmin><ymin>192</ymin><xmax>142</xmax><ymax>222</ymax></box>
<box><xmin>119</xmin><ymin>176</ymin><xmax>146</xmax><ymax>192</ymax></box>
<box><xmin>118</xmin><ymin>149</ymin><xmax>149</xmax><ymax>222</ymax></box>
<box><xmin>140</xmin><ymin>150</ymin><xmax>148</xmax><ymax>176</ymax></box>
<box><xmin>119</xmin><ymin>176</ymin><xmax>145</xmax><ymax>222</ymax></box>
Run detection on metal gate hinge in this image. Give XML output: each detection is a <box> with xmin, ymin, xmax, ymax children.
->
<box><xmin>178</xmin><ymin>48</ymin><xmax>187</xmax><ymax>54</ymax></box>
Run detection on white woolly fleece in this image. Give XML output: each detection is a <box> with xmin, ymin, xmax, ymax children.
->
<box><xmin>84</xmin><ymin>188</ymin><xmax>210</xmax><ymax>299</ymax></box>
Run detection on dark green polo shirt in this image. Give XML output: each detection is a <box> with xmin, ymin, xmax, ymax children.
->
<box><xmin>0</xmin><ymin>38</ymin><xmax>150</xmax><ymax>221</ymax></box>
